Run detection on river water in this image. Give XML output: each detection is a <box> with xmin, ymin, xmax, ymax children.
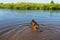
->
<box><xmin>0</xmin><ymin>9</ymin><xmax>60</xmax><ymax>27</ymax></box>
<box><xmin>0</xmin><ymin>9</ymin><xmax>60</xmax><ymax>40</ymax></box>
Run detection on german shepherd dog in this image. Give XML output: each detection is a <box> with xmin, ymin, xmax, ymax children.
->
<box><xmin>31</xmin><ymin>20</ymin><xmax>42</xmax><ymax>32</ymax></box>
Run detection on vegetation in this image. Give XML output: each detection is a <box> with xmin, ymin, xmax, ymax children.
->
<box><xmin>50</xmin><ymin>0</ymin><xmax>54</xmax><ymax>4</ymax></box>
<box><xmin>0</xmin><ymin>1</ymin><xmax>60</xmax><ymax>10</ymax></box>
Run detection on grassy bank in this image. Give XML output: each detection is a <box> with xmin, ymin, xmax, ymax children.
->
<box><xmin>0</xmin><ymin>2</ymin><xmax>60</xmax><ymax>10</ymax></box>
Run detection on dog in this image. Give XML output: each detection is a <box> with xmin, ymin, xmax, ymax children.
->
<box><xmin>30</xmin><ymin>20</ymin><xmax>42</xmax><ymax>32</ymax></box>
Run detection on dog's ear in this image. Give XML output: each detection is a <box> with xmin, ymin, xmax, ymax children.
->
<box><xmin>32</xmin><ymin>19</ymin><xmax>35</xmax><ymax>22</ymax></box>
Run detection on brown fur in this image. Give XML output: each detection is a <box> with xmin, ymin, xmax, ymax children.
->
<box><xmin>31</xmin><ymin>20</ymin><xmax>40</xmax><ymax>32</ymax></box>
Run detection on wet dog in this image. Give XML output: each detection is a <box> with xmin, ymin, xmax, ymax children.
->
<box><xmin>30</xmin><ymin>20</ymin><xmax>42</xmax><ymax>32</ymax></box>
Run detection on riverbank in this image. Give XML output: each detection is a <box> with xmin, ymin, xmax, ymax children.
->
<box><xmin>0</xmin><ymin>2</ymin><xmax>60</xmax><ymax>10</ymax></box>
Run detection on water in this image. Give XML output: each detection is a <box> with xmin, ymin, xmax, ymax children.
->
<box><xmin>0</xmin><ymin>9</ymin><xmax>60</xmax><ymax>26</ymax></box>
<box><xmin>0</xmin><ymin>9</ymin><xmax>60</xmax><ymax>28</ymax></box>
<box><xmin>0</xmin><ymin>9</ymin><xmax>60</xmax><ymax>40</ymax></box>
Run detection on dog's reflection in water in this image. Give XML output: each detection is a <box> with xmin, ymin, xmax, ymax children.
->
<box><xmin>31</xmin><ymin>20</ymin><xmax>42</xmax><ymax>32</ymax></box>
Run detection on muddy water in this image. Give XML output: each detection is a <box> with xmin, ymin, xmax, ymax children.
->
<box><xmin>0</xmin><ymin>23</ymin><xmax>60</xmax><ymax>40</ymax></box>
<box><xmin>0</xmin><ymin>9</ymin><xmax>60</xmax><ymax>40</ymax></box>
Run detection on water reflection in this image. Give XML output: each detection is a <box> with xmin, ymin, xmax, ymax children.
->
<box><xmin>49</xmin><ymin>10</ymin><xmax>60</xmax><ymax>16</ymax></box>
<box><xmin>0</xmin><ymin>9</ymin><xmax>60</xmax><ymax>27</ymax></box>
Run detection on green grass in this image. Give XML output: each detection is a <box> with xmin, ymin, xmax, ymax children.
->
<box><xmin>0</xmin><ymin>2</ymin><xmax>60</xmax><ymax>10</ymax></box>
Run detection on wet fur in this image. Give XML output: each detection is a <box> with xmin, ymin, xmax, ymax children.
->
<box><xmin>31</xmin><ymin>20</ymin><xmax>40</xmax><ymax>32</ymax></box>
